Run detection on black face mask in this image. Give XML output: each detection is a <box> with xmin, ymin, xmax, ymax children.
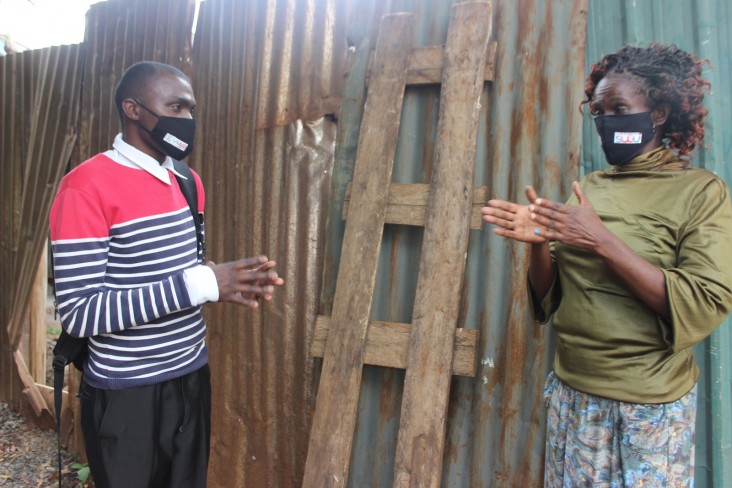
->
<box><xmin>135</xmin><ymin>100</ymin><xmax>196</xmax><ymax>160</ymax></box>
<box><xmin>594</xmin><ymin>112</ymin><xmax>655</xmax><ymax>166</ymax></box>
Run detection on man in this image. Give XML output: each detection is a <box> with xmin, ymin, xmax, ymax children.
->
<box><xmin>49</xmin><ymin>61</ymin><xmax>283</xmax><ymax>487</ymax></box>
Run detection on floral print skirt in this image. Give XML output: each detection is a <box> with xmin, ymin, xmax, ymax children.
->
<box><xmin>543</xmin><ymin>371</ymin><xmax>697</xmax><ymax>488</ymax></box>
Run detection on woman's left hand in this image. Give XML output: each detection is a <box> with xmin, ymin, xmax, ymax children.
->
<box><xmin>528</xmin><ymin>181</ymin><xmax>612</xmax><ymax>252</ymax></box>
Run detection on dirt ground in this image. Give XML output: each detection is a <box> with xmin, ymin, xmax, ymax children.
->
<box><xmin>0</xmin><ymin>401</ymin><xmax>89</xmax><ymax>487</ymax></box>
<box><xmin>0</xmin><ymin>287</ymin><xmax>94</xmax><ymax>488</ymax></box>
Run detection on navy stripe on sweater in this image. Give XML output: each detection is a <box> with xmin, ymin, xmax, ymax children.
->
<box><xmin>52</xmin><ymin>203</ymin><xmax>207</xmax><ymax>389</ymax></box>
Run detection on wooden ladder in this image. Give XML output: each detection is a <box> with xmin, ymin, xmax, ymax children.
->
<box><xmin>305</xmin><ymin>3</ymin><xmax>495</xmax><ymax>486</ymax></box>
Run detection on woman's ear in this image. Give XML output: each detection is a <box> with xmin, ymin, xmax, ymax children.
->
<box><xmin>121</xmin><ymin>99</ymin><xmax>140</xmax><ymax>121</ymax></box>
<box><xmin>651</xmin><ymin>102</ymin><xmax>671</xmax><ymax>128</ymax></box>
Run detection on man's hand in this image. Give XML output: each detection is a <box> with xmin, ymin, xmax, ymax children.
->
<box><xmin>208</xmin><ymin>256</ymin><xmax>285</xmax><ymax>308</ymax></box>
<box><xmin>245</xmin><ymin>259</ymin><xmax>284</xmax><ymax>303</ymax></box>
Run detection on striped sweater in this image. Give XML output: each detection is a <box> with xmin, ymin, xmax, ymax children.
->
<box><xmin>50</xmin><ymin>153</ymin><xmax>208</xmax><ymax>389</ymax></box>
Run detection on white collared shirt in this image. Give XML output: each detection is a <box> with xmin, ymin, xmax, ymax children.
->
<box><xmin>105</xmin><ymin>133</ymin><xmax>219</xmax><ymax>304</ymax></box>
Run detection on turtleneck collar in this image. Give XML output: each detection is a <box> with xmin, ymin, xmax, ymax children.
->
<box><xmin>608</xmin><ymin>145</ymin><xmax>689</xmax><ymax>174</ymax></box>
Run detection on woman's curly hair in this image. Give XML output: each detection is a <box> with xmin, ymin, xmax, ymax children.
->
<box><xmin>583</xmin><ymin>43</ymin><xmax>710</xmax><ymax>157</ymax></box>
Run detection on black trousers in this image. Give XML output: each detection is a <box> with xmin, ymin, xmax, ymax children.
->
<box><xmin>79</xmin><ymin>365</ymin><xmax>211</xmax><ymax>488</ymax></box>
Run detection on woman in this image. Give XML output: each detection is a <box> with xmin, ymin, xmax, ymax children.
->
<box><xmin>482</xmin><ymin>44</ymin><xmax>732</xmax><ymax>486</ymax></box>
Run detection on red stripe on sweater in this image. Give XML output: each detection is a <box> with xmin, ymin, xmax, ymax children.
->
<box><xmin>50</xmin><ymin>154</ymin><xmax>205</xmax><ymax>240</ymax></box>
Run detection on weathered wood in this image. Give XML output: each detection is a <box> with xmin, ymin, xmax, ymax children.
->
<box><xmin>302</xmin><ymin>13</ymin><xmax>415</xmax><ymax>488</ymax></box>
<box><xmin>394</xmin><ymin>3</ymin><xmax>492</xmax><ymax>487</ymax></box>
<box><xmin>14</xmin><ymin>350</ymin><xmax>54</xmax><ymax>429</ymax></box>
<box><xmin>35</xmin><ymin>383</ymin><xmax>69</xmax><ymax>417</ymax></box>
<box><xmin>311</xmin><ymin>316</ymin><xmax>479</xmax><ymax>377</ymax></box>
<box><xmin>28</xmin><ymin>248</ymin><xmax>47</xmax><ymax>384</ymax></box>
<box><xmin>9</xmin><ymin>45</ymin><xmax>82</xmax><ymax>351</ymax></box>
<box><xmin>343</xmin><ymin>182</ymin><xmax>487</xmax><ymax>229</ymax></box>
<box><xmin>69</xmin><ymin>368</ymin><xmax>85</xmax><ymax>459</ymax></box>
<box><xmin>36</xmin><ymin>380</ymin><xmax>77</xmax><ymax>449</ymax></box>
<box><xmin>367</xmin><ymin>41</ymin><xmax>497</xmax><ymax>85</ymax></box>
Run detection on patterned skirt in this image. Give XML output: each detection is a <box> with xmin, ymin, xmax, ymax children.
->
<box><xmin>543</xmin><ymin>371</ymin><xmax>696</xmax><ymax>488</ymax></box>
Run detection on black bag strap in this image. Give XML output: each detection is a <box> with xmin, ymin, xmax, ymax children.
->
<box><xmin>53</xmin><ymin>349</ymin><xmax>70</xmax><ymax>488</ymax></box>
<box><xmin>53</xmin><ymin>354</ymin><xmax>64</xmax><ymax>488</ymax></box>
<box><xmin>53</xmin><ymin>315</ymin><xmax>87</xmax><ymax>486</ymax></box>
<box><xmin>172</xmin><ymin>159</ymin><xmax>206</xmax><ymax>261</ymax></box>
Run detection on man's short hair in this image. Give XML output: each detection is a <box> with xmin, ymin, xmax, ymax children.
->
<box><xmin>114</xmin><ymin>61</ymin><xmax>189</xmax><ymax>124</ymax></box>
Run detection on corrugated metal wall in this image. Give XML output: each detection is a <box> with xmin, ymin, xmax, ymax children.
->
<box><xmin>584</xmin><ymin>2</ymin><xmax>732</xmax><ymax>486</ymax></box>
<box><xmin>0</xmin><ymin>45</ymin><xmax>83</xmax><ymax>409</ymax></box>
<box><xmin>5</xmin><ymin>0</ymin><xmax>728</xmax><ymax>486</ymax></box>
<box><xmin>191</xmin><ymin>0</ymin><xmax>345</xmax><ymax>485</ymax></box>
<box><xmin>320</xmin><ymin>1</ymin><xmax>587</xmax><ymax>486</ymax></box>
<box><xmin>0</xmin><ymin>0</ymin><xmax>588</xmax><ymax>485</ymax></box>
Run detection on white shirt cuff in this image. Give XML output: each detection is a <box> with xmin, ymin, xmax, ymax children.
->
<box><xmin>183</xmin><ymin>265</ymin><xmax>220</xmax><ymax>305</ymax></box>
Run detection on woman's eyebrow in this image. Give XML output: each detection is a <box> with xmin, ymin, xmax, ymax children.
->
<box><xmin>595</xmin><ymin>95</ymin><xmax>627</xmax><ymax>107</ymax></box>
<box><xmin>606</xmin><ymin>93</ymin><xmax>629</xmax><ymax>103</ymax></box>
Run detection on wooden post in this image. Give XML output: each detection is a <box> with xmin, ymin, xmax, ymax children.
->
<box><xmin>342</xmin><ymin>182</ymin><xmax>488</xmax><ymax>229</ymax></box>
<box><xmin>28</xmin><ymin>246</ymin><xmax>48</xmax><ymax>384</ymax></box>
<box><xmin>311</xmin><ymin>316</ymin><xmax>479</xmax><ymax>376</ymax></box>
<box><xmin>302</xmin><ymin>13</ymin><xmax>415</xmax><ymax>487</ymax></box>
<box><xmin>393</xmin><ymin>3</ymin><xmax>492</xmax><ymax>487</ymax></box>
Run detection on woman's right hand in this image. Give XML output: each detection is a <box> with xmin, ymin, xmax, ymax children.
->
<box><xmin>481</xmin><ymin>186</ymin><xmax>548</xmax><ymax>243</ymax></box>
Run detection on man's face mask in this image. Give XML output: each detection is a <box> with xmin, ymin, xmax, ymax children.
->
<box><xmin>135</xmin><ymin>100</ymin><xmax>196</xmax><ymax>160</ymax></box>
<box><xmin>593</xmin><ymin>111</ymin><xmax>655</xmax><ymax>166</ymax></box>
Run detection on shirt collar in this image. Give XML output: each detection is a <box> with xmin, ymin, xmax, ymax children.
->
<box><xmin>103</xmin><ymin>133</ymin><xmax>188</xmax><ymax>185</ymax></box>
<box><xmin>608</xmin><ymin>146</ymin><xmax>689</xmax><ymax>174</ymax></box>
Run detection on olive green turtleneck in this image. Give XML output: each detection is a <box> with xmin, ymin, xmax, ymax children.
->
<box><xmin>530</xmin><ymin>147</ymin><xmax>732</xmax><ymax>403</ymax></box>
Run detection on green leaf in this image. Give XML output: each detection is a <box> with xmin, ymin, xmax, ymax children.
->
<box><xmin>77</xmin><ymin>466</ymin><xmax>91</xmax><ymax>483</ymax></box>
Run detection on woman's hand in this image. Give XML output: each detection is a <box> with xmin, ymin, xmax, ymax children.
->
<box><xmin>529</xmin><ymin>181</ymin><xmax>670</xmax><ymax>319</ymax></box>
<box><xmin>481</xmin><ymin>185</ymin><xmax>555</xmax><ymax>303</ymax></box>
<box><xmin>481</xmin><ymin>186</ymin><xmax>549</xmax><ymax>243</ymax></box>
<box><xmin>528</xmin><ymin>181</ymin><xmax>611</xmax><ymax>251</ymax></box>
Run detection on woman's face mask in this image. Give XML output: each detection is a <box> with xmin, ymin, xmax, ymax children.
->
<box><xmin>136</xmin><ymin>100</ymin><xmax>196</xmax><ymax>160</ymax></box>
<box><xmin>594</xmin><ymin>111</ymin><xmax>655</xmax><ymax>165</ymax></box>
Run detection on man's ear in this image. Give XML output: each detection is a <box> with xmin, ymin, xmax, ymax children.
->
<box><xmin>651</xmin><ymin>102</ymin><xmax>671</xmax><ymax>128</ymax></box>
<box><xmin>121</xmin><ymin>99</ymin><xmax>140</xmax><ymax>121</ymax></box>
